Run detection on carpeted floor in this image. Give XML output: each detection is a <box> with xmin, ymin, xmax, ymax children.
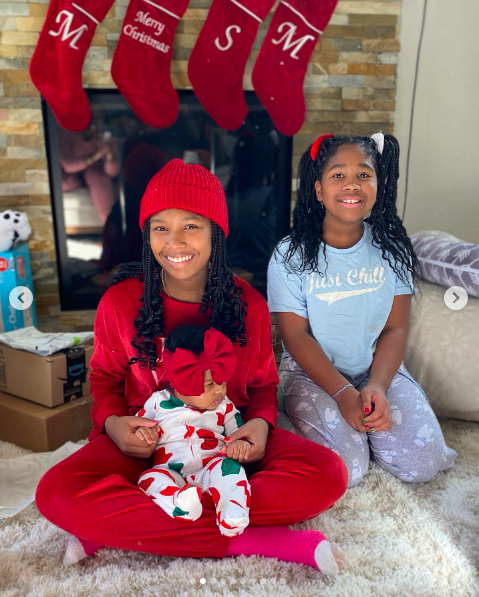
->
<box><xmin>1</xmin><ymin>418</ymin><xmax>478</xmax><ymax>597</ymax></box>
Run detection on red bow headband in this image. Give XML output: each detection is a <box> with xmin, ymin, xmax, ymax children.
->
<box><xmin>162</xmin><ymin>328</ymin><xmax>237</xmax><ymax>397</ymax></box>
<box><xmin>310</xmin><ymin>134</ymin><xmax>335</xmax><ymax>160</ymax></box>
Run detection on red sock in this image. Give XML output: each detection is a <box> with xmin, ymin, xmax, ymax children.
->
<box><xmin>188</xmin><ymin>0</ymin><xmax>276</xmax><ymax>130</ymax></box>
<box><xmin>111</xmin><ymin>0</ymin><xmax>190</xmax><ymax>128</ymax></box>
<box><xmin>29</xmin><ymin>0</ymin><xmax>115</xmax><ymax>131</ymax></box>
<box><xmin>226</xmin><ymin>526</ymin><xmax>339</xmax><ymax>575</ymax></box>
<box><xmin>252</xmin><ymin>0</ymin><xmax>339</xmax><ymax>136</ymax></box>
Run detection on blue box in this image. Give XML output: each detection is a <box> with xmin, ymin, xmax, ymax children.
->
<box><xmin>0</xmin><ymin>242</ymin><xmax>37</xmax><ymax>333</ymax></box>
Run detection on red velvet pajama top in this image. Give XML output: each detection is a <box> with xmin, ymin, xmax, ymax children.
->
<box><xmin>88</xmin><ymin>276</ymin><xmax>279</xmax><ymax>441</ymax></box>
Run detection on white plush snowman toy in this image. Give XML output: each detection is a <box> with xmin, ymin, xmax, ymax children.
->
<box><xmin>0</xmin><ymin>210</ymin><xmax>31</xmax><ymax>252</ymax></box>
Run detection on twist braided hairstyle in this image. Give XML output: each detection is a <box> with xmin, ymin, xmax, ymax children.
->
<box><xmin>112</xmin><ymin>219</ymin><xmax>247</xmax><ymax>371</ymax></box>
<box><xmin>280</xmin><ymin>134</ymin><xmax>418</xmax><ymax>288</ymax></box>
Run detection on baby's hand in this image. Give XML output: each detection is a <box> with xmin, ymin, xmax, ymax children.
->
<box><xmin>218</xmin><ymin>439</ymin><xmax>252</xmax><ymax>463</ymax></box>
<box><xmin>135</xmin><ymin>425</ymin><xmax>158</xmax><ymax>445</ymax></box>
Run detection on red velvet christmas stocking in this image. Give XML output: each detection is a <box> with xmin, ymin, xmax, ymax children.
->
<box><xmin>30</xmin><ymin>0</ymin><xmax>116</xmax><ymax>131</ymax></box>
<box><xmin>111</xmin><ymin>0</ymin><xmax>190</xmax><ymax>128</ymax></box>
<box><xmin>188</xmin><ymin>0</ymin><xmax>276</xmax><ymax>130</ymax></box>
<box><xmin>252</xmin><ymin>0</ymin><xmax>339</xmax><ymax>136</ymax></box>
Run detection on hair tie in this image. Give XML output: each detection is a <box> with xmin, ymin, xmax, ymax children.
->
<box><xmin>310</xmin><ymin>134</ymin><xmax>335</xmax><ymax>161</ymax></box>
<box><xmin>370</xmin><ymin>133</ymin><xmax>384</xmax><ymax>155</ymax></box>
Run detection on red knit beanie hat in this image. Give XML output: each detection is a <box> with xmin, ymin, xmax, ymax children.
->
<box><xmin>139</xmin><ymin>159</ymin><xmax>228</xmax><ymax>237</ymax></box>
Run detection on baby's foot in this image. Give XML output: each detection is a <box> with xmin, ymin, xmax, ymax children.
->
<box><xmin>173</xmin><ymin>483</ymin><xmax>203</xmax><ymax>520</ymax></box>
<box><xmin>217</xmin><ymin>501</ymin><xmax>249</xmax><ymax>537</ymax></box>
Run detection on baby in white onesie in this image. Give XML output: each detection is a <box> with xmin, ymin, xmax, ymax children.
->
<box><xmin>134</xmin><ymin>325</ymin><xmax>252</xmax><ymax>537</ymax></box>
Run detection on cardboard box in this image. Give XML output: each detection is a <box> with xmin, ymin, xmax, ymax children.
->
<box><xmin>0</xmin><ymin>391</ymin><xmax>93</xmax><ymax>452</ymax></box>
<box><xmin>0</xmin><ymin>340</ymin><xmax>94</xmax><ymax>407</ymax></box>
<box><xmin>0</xmin><ymin>242</ymin><xmax>37</xmax><ymax>333</ymax></box>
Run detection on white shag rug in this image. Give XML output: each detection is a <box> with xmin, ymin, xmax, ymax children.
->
<box><xmin>1</xmin><ymin>418</ymin><xmax>478</xmax><ymax>597</ymax></box>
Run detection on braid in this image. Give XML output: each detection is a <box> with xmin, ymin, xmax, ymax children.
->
<box><xmin>281</xmin><ymin>147</ymin><xmax>328</xmax><ymax>275</ymax></box>
<box><xmin>112</xmin><ymin>219</ymin><xmax>164</xmax><ymax>370</ymax></box>
<box><xmin>365</xmin><ymin>135</ymin><xmax>419</xmax><ymax>287</ymax></box>
<box><xmin>112</xmin><ymin>219</ymin><xmax>247</xmax><ymax>371</ymax></box>
<box><xmin>279</xmin><ymin>134</ymin><xmax>418</xmax><ymax>288</ymax></box>
<box><xmin>200</xmin><ymin>223</ymin><xmax>247</xmax><ymax>347</ymax></box>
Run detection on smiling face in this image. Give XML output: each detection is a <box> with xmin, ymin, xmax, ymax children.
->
<box><xmin>149</xmin><ymin>208</ymin><xmax>212</xmax><ymax>282</ymax></box>
<box><xmin>314</xmin><ymin>144</ymin><xmax>378</xmax><ymax>225</ymax></box>
<box><xmin>174</xmin><ymin>369</ymin><xmax>227</xmax><ymax>410</ymax></box>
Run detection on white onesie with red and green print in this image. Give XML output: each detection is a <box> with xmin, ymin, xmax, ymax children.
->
<box><xmin>136</xmin><ymin>390</ymin><xmax>251</xmax><ymax>537</ymax></box>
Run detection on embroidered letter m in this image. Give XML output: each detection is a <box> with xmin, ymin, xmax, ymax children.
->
<box><xmin>272</xmin><ymin>22</ymin><xmax>315</xmax><ymax>60</ymax></box>
<box><xmin>49</xmin><ymin>10</ymin><xmax>88</xmax><ymax>50</ymax></box>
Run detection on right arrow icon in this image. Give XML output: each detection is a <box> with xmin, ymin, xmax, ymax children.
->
<box><xmin>444</xmin><ymin>286</ymin><xmax>468</xmax><ymax>311</ymax></box>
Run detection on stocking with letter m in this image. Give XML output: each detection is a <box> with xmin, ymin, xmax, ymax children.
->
<box><xmin>30</xmin><ymin>0</ymin><xmax>116</xmax><ymax>131</ymax></box>
<box><xmin>252</xmin><ymin>0</ymin><xmax>339</xmax><ymax>136</ymax></box>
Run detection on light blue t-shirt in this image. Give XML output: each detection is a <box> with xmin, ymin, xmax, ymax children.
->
<box><xmin>267</xmin><ymin>223</ymin><xmax>414</xmax><ymax>377</ymax></box>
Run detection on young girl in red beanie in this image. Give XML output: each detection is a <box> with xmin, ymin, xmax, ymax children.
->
<box><xmin>35</xmin><ymin>159</ymin><xmax>347</xmax><ymax>574</ymax></box>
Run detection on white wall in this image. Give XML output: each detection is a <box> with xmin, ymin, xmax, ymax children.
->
<box><xmin>395</xmin><ymin>0</ymin><xmax>479</xmax><ymax>243</ymax></box>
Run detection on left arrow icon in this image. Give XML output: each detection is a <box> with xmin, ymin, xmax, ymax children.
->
<box><xmin>9</xmin><ymin>286</ymin><xmax>33</xmax><ymax>311</ymax></box>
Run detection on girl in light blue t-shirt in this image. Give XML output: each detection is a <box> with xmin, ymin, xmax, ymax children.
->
<box><xmin>268</xmin><ymin>133</ymin><xmax>456</xmax><ymax>487</ymax></box>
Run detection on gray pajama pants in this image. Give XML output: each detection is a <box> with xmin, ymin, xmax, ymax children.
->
<box><xmin>278</xmin><ymin>357</ymin><xmax>457</xmax><ymax>488</ymax></box>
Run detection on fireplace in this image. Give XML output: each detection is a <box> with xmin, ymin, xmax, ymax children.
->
<box><xmin>43</xmin><ymin>89</ymin><xmax>293</xmax><ymax>311</ymax></box>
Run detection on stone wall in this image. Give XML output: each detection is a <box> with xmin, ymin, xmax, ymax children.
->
<box><xmin>0</xmin><ymin>0</ymin><xmax>401</xmax><ymax>332</ymax></box>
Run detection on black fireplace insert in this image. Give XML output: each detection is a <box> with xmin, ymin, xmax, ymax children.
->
<box><xmin>43</xmin><ymin>89</ymin><xmax>293</xmax><ymax>311</ymax></box>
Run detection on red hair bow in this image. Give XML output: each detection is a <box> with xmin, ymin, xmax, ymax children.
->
<box><xmin>310</xmin><ymin>134</ymin><xmax>335</xmax><ymax>161</ymax></box>
<box><xmin>162</xmin><ymin>328</ymin><xmax>237</xmax><ymax>397</ymax></box>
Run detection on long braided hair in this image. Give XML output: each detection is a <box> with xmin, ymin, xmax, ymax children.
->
<box><xmin>281</xmin><ymin>134</ymin><xmax>418</xmax><ymax>287</ymax></box>
<box><xmin>112</xmin><ymin>219</ymin><xmax>247</xmax><ymax>371</ymax></box>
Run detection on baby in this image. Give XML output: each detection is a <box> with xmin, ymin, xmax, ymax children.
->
<box><xmin>135</xmin><ymin>325</ymin><xmax>252</xmax><ymax>537</ymax></box>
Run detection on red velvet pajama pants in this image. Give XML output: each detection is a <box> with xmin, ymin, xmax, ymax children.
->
<box><xmin>35</xmin><ymin>428</ymin><xmax>347</xmax><ymax>558</ymax></box>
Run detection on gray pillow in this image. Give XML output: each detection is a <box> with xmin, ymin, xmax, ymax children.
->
<box><xmin>411</xmin><ymin>230</ymin><xmax>479</xmax><ymax>298</ymax></box>
<box><xmin>405</xmin><ymin>281</ymin><xmax>479</xmax><ymax>422</ymax></box>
